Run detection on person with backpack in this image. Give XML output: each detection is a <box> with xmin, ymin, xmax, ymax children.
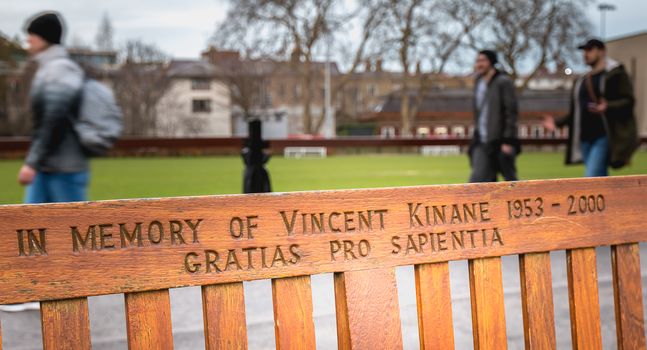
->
<box><xmin>543</xmin><ymin>39</ymin><xmax>639</xmax><ymax>176</ymax></box>
<box><xmin>17</xmin><ymin>11</ymin><xmax>88</xmax><ymax>204</ymax></box>
<box><xmin>17</xmin><ymin>11</ymin><xmax>122</xmax><ymax>204</ymax></box>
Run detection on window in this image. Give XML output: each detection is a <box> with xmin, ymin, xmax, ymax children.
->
<box><xmin>294</xmin><ymin>84</ymin><xmax>302</xmax><ymax>100</ymax></box>
<box><xmin>452</xmin><ymin>126</ymin><xmax>465</xmax><ymax>137</ymax></box>
<box><xmin>355</xmin><ymin>90</ymin><xmax>363</xmax><ymax>106</ymax></box>
<box><xmin>367</xmin><ymin>84</ymin><xmax>378</xmax><ymax>97</ymax></box>
<box><xmin>531</xmin><ymin>125</ymin><xmax>544</xmax><ymax>138</ymax></box>
<box><xmin>434</xmin><ymin>126</ymin><xmax>448</xmax><ymax>136</ymax></box>
<box><xmin>381</xmin><ymin>126</ymin><xmax>395</xmax><ymax>138</ymax></box>
<box><xmin>417</xmin><ymin>127</ymin><xmax>430</xmax><ymax>137</ymax></box>
<box><xmin>264</xmin><ymin>92</ymin><xmax>273</xmax><ymax>107</ymax></box>
<box><xmin>519</xmin><ymin>125</ymin><xmax>529</xmax><ymax>138</ymax></box>
<box><xmin>191</xmin><ymin>79</ymin><xmax>211</xmax><ymax>90</ymax></box>
<box><xmin>192</xmin><ymin>99</ymin><xmax>212</xmax><ymax>113</ymax></box>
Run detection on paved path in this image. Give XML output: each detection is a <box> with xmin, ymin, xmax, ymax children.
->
<box><xmin>2</xmin><ymin>245</ymin><xmax>646</xmax><ymax>349</ymax></box>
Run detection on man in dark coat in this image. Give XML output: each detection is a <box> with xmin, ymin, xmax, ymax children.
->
<box><xmin>544</xmin><ymin>39</ymin><xmax>639</xmax><ymax>176</ymax></box>
<box><xmin>469</xmin><ymin>50</ymin><xmax>520</xmax><ymax>183</ymax></box>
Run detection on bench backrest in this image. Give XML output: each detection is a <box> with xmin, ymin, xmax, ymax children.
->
<box><xmin>1</xmin><ymin>175</ymin><xmax>645</xmax><ymax>349</ymax></box>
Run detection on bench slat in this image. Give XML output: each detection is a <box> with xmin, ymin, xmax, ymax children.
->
<box><xmin>334</xmin><ymin>268</ymin><xmax>403</xmax><ymax>350</ymax></box>
<box><xmin>469</xmin><ymin>257</ymin><xmax>507</xmax><ymax>350</ymax></box>
<box><xmin>272</xmin><ymin>276</ymin><xmax>316</xmax><ymax>349</ymax></box>
<box><xmin>519</xmin><ymin>252</ymin><xmax>556</xmax><ymax>349</ymax></box>
<box><xmin>41</xmin><ymin>298</ymin><xmax>91</xmax><ymax>350</ymax></box>
<box><xmin>611</xmin><ymin>243</ymin><xmax>646</xmax><ymax>350</ymax></box>
<box><xmin>567</xmin><ymin>248</ymin><xmax>602</xmax><ymax>350</ymax></box>
<box><xmin>125</xmin><ymin>289</ymin><xmax>174</xmax><ymax>350</ymax></box>
<box><xmin>415</xmin><ymin>262</ymin><xmax>454</xmax><ymax>349</ymax></box>
<box><xmin>202</xmin><ymin>282</ymin><xmax>248</xmax><ymax>349</ymax></box>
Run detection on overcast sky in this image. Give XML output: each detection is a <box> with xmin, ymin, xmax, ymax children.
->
<box><xmin>2</xmin><ymin>0</ymin><xmax>230</xmax><ymax>58</ymax></box>
<box><xmin>2</xmin><ymin>0</ymin><xmax>646</xmax><ymax>59</ymax></box>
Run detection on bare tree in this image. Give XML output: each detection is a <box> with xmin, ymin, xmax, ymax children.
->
<box><xmin>214</xmin><ymin>0</ymin><xmax>386</xmax><ymax>135</ymax></box>
<box><xmin>112</xmin><ymin>40</ymin><xmax>170</xmax><ymax>136</ymax></box>
<box><xmin>379</xmin><ymin>0</ymin><xmax>487</xmax><ymax>137</ymax></box>
<box><xmin>468</xmin><ymin>0</ymin><xmax>592</xmax><ymax>91</ymax></box>
<box><xmin>319</xmin><ymin>0</ymin><xmax>390</xmax><ymax>132</ymax></box>
<box><xmin>95</xmin><ymin>13</ymin><xmax>115</xmax><ymax>51</ymax></box>
<box><xmin>213</xmin><ymin>0</ymin><xmax>589</xmax><ymax>137</ymax></box>
<box><xmin>208</xmin><ymin>51</ymin><xmax>277</xmax><ymax>126</ymax></box>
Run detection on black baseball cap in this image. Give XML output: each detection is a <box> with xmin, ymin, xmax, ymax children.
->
<box><xmin>578</xmin><ymin>39</ymin><xmax>605</xmax><ymax>50</ymax></box>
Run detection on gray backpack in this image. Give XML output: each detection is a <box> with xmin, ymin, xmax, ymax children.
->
<box><xmin>74</xmin><ymin>78</ymin><xmax>123</xmax><ymax>156</ymax></box>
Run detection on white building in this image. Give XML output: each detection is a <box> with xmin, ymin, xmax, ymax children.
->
<box><xmin>156</xmin><ymin>60</ymin><xmax>232</xmax><ymax>137</ymax></box>
<box><xmin>232</xmin><ymin>109</ymin><xmax>289</xmax><ymax>139</ymax></box>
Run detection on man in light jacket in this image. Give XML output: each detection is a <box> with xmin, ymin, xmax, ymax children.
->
<box><xmin>469</xmin><ymin>50</ymin><xmax>520</xmax><ymax>183</ymax></box>
<box><xmin>17</xmin><ymin>12</ymin><xmax>88</xmax><ymax>202</ymax></box>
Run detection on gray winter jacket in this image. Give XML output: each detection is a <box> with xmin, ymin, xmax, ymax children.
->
<box><xmin>25</xmin><ymin>45</ymin><xmax>87</xmax><ymax>173</ymax></box>
<box><xmin>472</xmin><ymin>71</ymin><xmax>519</xmax><ymax>146</ymax></box>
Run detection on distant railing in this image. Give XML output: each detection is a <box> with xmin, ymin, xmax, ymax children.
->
<box><xmin>1</xmin><ymin>136</ymin><xmax>645</xmax><ymax>157</ymax></box>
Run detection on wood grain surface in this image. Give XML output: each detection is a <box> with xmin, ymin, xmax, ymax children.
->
<box><xmin>272</xmin><ymin>275</ymin><xmax>317</xmax><ymax>350</ymax></box>
<box><xmin>202</xmin><ymin>282</ymin><xmax>247</xmax><ymax>350</ymax></box>
<box><xmin>415</xmin><ymin>262</ymin><xmax>454</xmax><ymax>349</ymax></box>
<box><xmin>1</xmin><ymin>175</ymin><xmax>645</xmax><ymax>303</ymax></box>
<box><xmin>611</xmin><ymin>243</ymin><xmax>646</xmax><ymax>350</ymax></box>
<box><xmin>469</xmin><ymin>257</ymin><xmax>507</xmax><ymax>350</ymax></box>
<box><xmin>519</xmin><ymin>252</ymin><xmax>556</xmax><ymax>350</ymax></box>
<box><xmin>40</xmin><ymin>298</ymin><xmax>91</xmax><ymax>350</ymax></box>
<box><xmin>567</xmin><ymin>248</ymin><xmax>603</xmax><ymax>350</ymax></box>
<box><xmin>125</xmin><ymin>289</ymin><xmax>174</xmax><ymax>350</ymax></box>
<box><xmin>334</xmin><ymin>268</ymin><xmax>403</xmax><ymax>349</ymax></box>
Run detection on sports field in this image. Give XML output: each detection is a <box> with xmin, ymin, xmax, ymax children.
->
<box><xmin>0</xmin><ymin>151</ymin><xmax>645</xmax><ymax>205</ymax></box>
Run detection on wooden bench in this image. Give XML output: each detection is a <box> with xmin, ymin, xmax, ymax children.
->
<box><xmin>1</xmin><ymin>175</ymin><xmax>646</xmax><ymax>349</ymax></box>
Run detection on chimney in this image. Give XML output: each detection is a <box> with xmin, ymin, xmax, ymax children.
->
<box><xmin>375</xmin><ymin>58</ymin><xmax>383</xmax><ymax>72</ymax></box>
<box><xmin>365</xmin><ymin>58</ymin><xmax>373</xmax><ymax>72</ymax></box>
<box><xmin>201</xmin><ymin>47</ymin><xmax>240</xmax><ymax>65</ymax></box>
<box><xmin>291</xmin><ymin>47</ymin><xmax>302</xmax><ymax>63</ymax></box>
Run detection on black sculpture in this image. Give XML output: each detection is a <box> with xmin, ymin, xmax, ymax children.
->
<box><xmin>242</xmin><ymin>119</ymin><xmax>272</xmax><ymax>193</ymax></box>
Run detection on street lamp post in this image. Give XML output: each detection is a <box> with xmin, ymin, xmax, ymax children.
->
<box><xmin>324</xmin><ymin>36</ymin><xmax>335</xmax><ymax>138</ymax></box>
<box><xmin>598</xmin><ymin>3</ymin><xmax>616</xmax><ymax>39</ymax></box>
<box><xmin>323</xmin><ymin>33</ymin><xmax>334</xmax><ymax>138</ymax></box>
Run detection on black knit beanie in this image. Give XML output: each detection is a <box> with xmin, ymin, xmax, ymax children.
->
<box><xmin>26</xmin><ymin>12</ymin><xmax>63</xmax><ymax>45</ymax></box>
<box><xmin>479</xmin><ymin>50</ymin><xmax>498</xmax><ymax>67</ymax></box>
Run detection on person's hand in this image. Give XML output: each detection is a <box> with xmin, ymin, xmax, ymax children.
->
<box><xmin>501</xmin><ymin>143</ymin><xmax>514</xmax><ymax>155</ymax></box>
<box><xmin>542</xmin><ymin>114</ymin><xmax>556</xmax><ymax>132</ymax></box>
<box><xmin>17</xmin><ymin>164</ymin><xmax>36</xmax><ymax>185</ymax></box>
<box><xmin>590</xmin><ymin>99</ymin><xmax>608</xmax><ymax>114</ymax></box>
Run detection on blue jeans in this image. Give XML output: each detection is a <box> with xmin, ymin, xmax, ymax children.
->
<box><xmin>24</xmin><ymin>171</ymin><xmax>89</xmax><ymax>203</ymax></box>
<box><xmin>581</xmin><ymin>136</ymin><xmax>609</xmax><ymax>177</ymax></box>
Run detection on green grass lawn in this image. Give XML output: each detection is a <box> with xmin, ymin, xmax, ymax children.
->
<box><xmin>0</xmin><ymin>151</ymin><xmax>645</xmax><ymax>205</ymax></box>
